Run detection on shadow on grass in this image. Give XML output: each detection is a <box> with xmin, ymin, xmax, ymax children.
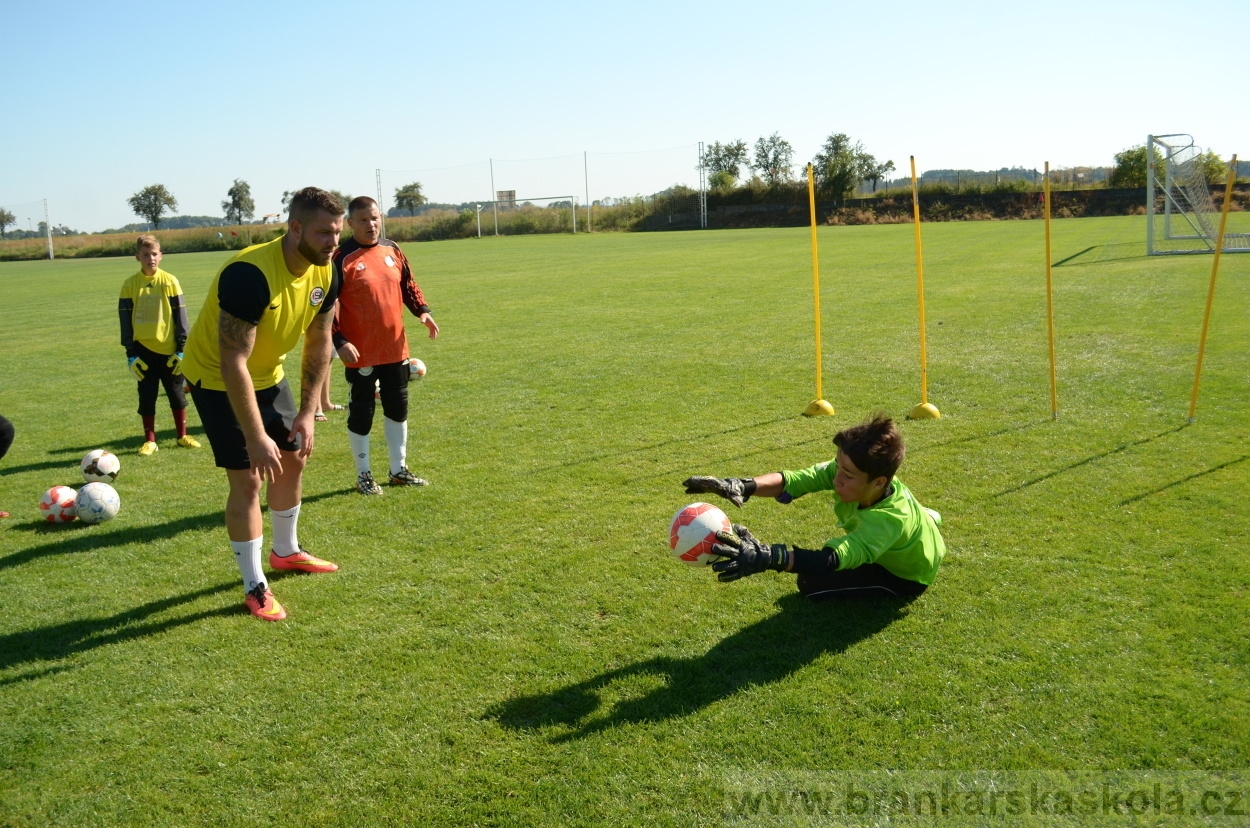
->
<box><xmin>992</xmin><ymin>424</ymin><xmax>1189</xmax><ymax>500</ymax></box>
<box><xmin>44</xmin><ymin>426</ymin><xmax>208</xmax><ymax>457</ymax></box>
<box><xmin>487</xmin><ymin>592</ymin><xmax>910</xmax><ymax>742</ymax></box>
<box><xmin>0</xmin><ymin>488</ymin><xmax>350</xmax><ymax>571</ymax></box>
<box><xmin>0</xmin><ymin>581</ymin><xmax>238</xmax><ymax>679</ymax></box>
<box><xmin>1117</xmin><ymin>455</ymin><xmax>1250</xmax><ymax>506</ymax></box>
<box><xmin>1053</xmin><ymin>242</ymin><xmax>1145</xmax><ymax>267</ymax></box>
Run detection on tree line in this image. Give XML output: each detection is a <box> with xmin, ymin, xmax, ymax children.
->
<box><xmin>702</xmin><ymin>133</ymin><xmax>896</xmax><ymax>202</ymax></box>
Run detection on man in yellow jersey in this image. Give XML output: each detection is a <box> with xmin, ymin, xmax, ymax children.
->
<box><xmin>182</xmin><ymin>187</ymin><xmax>343</xmax><ymax>622</ymax></box>
<box><xmin>118</xmin><ymin>235</ymin><xmax>200</xmax><ymax>455</ymax></box>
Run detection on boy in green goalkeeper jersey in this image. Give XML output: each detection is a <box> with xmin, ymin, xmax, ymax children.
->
<box><xmin>683</xmin><ymin>413</ymin><xmax>945</xmax><ymax>599</ymax></box>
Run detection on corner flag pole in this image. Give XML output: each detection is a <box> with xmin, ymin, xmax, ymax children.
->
<box><xmin>803</xmin><ymin>163</ymin><xmax>833</xmax><ymax>417</ymax></box>
<box><xmin>908</xmin><ymin>156</ymin><xmax>939</xmax><ymax>420</ymax></box>
<box><xmin>1044</xmin><ymin>162</ymin><xmax>1059</xmax><ymax>419</ymax></box>
<box><xmin>1188</xmin><ymin>154</ymin><xmax>1238</xmax><ymax>423</ymax></box>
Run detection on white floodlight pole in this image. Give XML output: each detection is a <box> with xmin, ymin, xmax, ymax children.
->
<box><xmin>572</xmin><ymin>195</ymin><xmax>577</xmax><ymax>234</ymax></box>
<box><xmin>490</xmin><ymin>158</ymin><xmax>499</xmax><ymax>236</ymax></box>
<box><xmin>476</xmin><ymin>205</ymin><xmax>483</xmax><ymax>238</ymax></box>
<box><xmin>375</xmin><ymin>169</ymin><xmax>386</xmax><ymax>239</ymax></box>
<box><xmin>1146</xmin><ymin>135</ymin><xmax>1156</xmax><ymax>255</ymax></box>
<box><xmin>43</xmin><ymin>199</ymin><xmax>53</xmax><ymax>259</ymax></box>
<box><xmin>584</xmin><ymin>151</ymin><xmax>591</xmax><ymax>232</ymax></box>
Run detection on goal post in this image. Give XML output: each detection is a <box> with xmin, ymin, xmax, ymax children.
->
<box><xmin>1146</xmin><ymin>134</ymin><xmax>1248</xmax><ymax>255</ymax></box>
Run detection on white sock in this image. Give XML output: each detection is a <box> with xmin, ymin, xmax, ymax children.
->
<box><xmin>384</xmin><ymin>417</ymin><xmax>407</xmax><ymax>474</ymax></box>
<box><xmin>270</xmin><ymin>503</ymin><xmax>301</xmax><ymax>556</ymax></box>
<box><xmin>349</xmin><ymin>430</ymin><xmax>371</xmax><ymax>475</ymax></box>
<box><xmin>231</xmin><ymin>537</ymin><xmax>265</xmax><ymax>592</ymax></box>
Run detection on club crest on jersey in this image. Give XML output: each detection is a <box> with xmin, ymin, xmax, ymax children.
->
<box><xmin>355</xmin><ymin>262</ymin><xmax>366</xmax><ymax>271</ymax></box>
<box><xmin>385</xmin><ymin>255</ymin><xmax>396</xmax><ymax>268</ymax></box>
<box><xmin>310</xmin><ymin>287</ymin><xmax>326</xmax><ymax>306</ymax></box>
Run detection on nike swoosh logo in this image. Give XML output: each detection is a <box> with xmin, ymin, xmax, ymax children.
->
<box><xmin>269</xmin><ymin>302</ymin><xmax>280</xmax><ymax>309</ymax></box>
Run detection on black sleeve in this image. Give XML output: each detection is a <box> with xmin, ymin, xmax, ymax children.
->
<box><xmin>118</xmin><ymin>298</ymin><xmax>136</xmax><ymax>354</ymax></box>
<box><xmin>217</xmin><ymin>262</ymin><xmax>270</xmax><ymax>326</ymax></box>
<box><xmin>789</xmin><ymin>546</ymin><xmax>841</xmax><ymax>574</ymax></box>
<box><xmin>317</xmin><ymin>264</ymin><xmax>341</xmax><ymax>315</ymax></box>
<box><xmin>169</xmin><ymin>293</ymin><xmax>190</xmax><ymax>351</ymax></box>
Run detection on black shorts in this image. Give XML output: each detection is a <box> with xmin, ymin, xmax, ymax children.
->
<box><xmin>796</xmin><ymin>564</ymin><xmax>928</xmax><ymax>601</ymax></box>
<box><xmin>188</xmin><ymin>378</ymin><xmax>299</xmax><ymax>470</ymax></box>
<box><xmin>345</xmin><ymin>360</ymin><xmax>410</xmax><ymax>435</ymax></box>
<box><xmin>133</xmin><ymin>342</ymin><xmax>187</xmax><ymax>416</ymax></box>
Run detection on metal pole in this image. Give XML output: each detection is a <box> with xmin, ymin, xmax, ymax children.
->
<box><xmin>584</xmin><ymin>151</ymin><xmax>591</xmax><ymax>232</ymax></box>
<box><xmin>490</xmin><ymin>159</ymin><xmax>498</xmax><ymax>236</ymax></box>
<box><xmin>1163</xmin><ymin>140</ymin><xmax>1174</xmax><ymax>240</ymax></box>
<box><xmin>1188</xmin><ymin>156</ymin><xmax>1239</xmax><ymax>423</ymax></box>
<box><xmin>1146</xmin><ymin>135</ymin><xmax>1155</xmax><ymax>255</ymax></box>
<box><xmin>1044</xmin><ymin>162</ymin><xmax>1059</xmax><ymax>419</ymax></box>
<box><xmin>43</xmin><ymin>199</ymin><xmax>53</xmax><ymax>259</ymax></box>
<box><xmin>375</xmin><ymin>168</ymin><xmax>386</xmax><ymax>239</ymax></box>
<box><xmin>572</xmin><ymin>196</ymin><xmax>577</xmax><ymax>234</ymax></box>
<box><xmin>698</xmin><ymin>141</ymin><xmax>707</xmax><ymax>228</ymax></box>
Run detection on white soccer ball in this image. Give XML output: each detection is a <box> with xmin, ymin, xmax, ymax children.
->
<box><xmin>410</xmin><ymin>358</ymin><xmax>427</xmax><ymax>378</ymax></box>
<box><xmin>76</xmin><ymin>482</ymin><xmax>120</xmax><ymax>525</ymax></box>
<box><xmin>39</xmin><ymin>486</ymin><xmax>78</xmax><ymax>523</ymax></box>
<box><xmin>668</xmin><ymin>502</ymin><xmax>732</xmax><ymax>566</ymax></box>
<box><xmin>81</xmin><ymin>449</ymin><xmax>121</xmax><ymax>483</ymax></box>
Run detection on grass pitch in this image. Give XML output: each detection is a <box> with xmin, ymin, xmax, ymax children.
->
<box><xmin>0</xmin><ymin>217</ymin><xmax>1247</xmax><ymax>825</ymax></box>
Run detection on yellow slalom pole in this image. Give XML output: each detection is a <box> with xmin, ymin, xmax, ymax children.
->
<box><xmin>1188</xmin><ymin>154</ymin><xmax>1238</xmax><ymax>423</ymax></box>
<box><xmin>1044</xmin><ymin>162</ymin><xmax>1059</xmax><ymax>419</ymax></box>
<box><xmin>803</xmin><ymin>163</ymin><xmax>834</xmax><ymax>417</ymax></box>
<box><xmin>908</xmin><ymin>156</ymin><xmax>939</xmax><ymax>420</ymax></box>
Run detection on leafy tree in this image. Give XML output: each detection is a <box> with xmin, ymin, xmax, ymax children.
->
<box><xmin>753</xmin><ymin>133</ymin><xmax>795</xmax><ymax>186</ymax></box>
<box><xmin>864</xmin><ymin>159</ymin><xmax>896</xmax><ymax>192</ymax></box>
<box><xmin>812</xmin><ymin>133</ymin><xmax>870</xmax><ymax>202</ymax></box>
<box><xmin>394</xmin><ymin>182</ymin><xmax>427</xmax><ymax>216</ymax></box>
<box><xmin>1109</xmin><ymin>145</ymin><xmax>1165</xmax><ymax>189</ymax></box>
<box><xmin>708</xmin><ymin>170</ymin><xmax>736</xmax><ymax>192</ymax></box>
<box><xmin>127</xmin><ymin>184</ymin><xmax>178</xmax><ymax>229</ymax></box>
<box><xmin>222</xmin><ymin>179</ymin><xmax>255</xmax><ymax>225</ymax></box>
<box><xmin>0</xmin><ymin>207</ymin><xmax>14</xmax><ymax>238</ymax></box>
<box><xmin>1198</xmin><ymin>150</ymin><xmax>1229</xmax><ymax>185</ymax></box>
<box><xmin>704</xmin><ymin>140</ymin><xmax>751</xmax><ymax>183</ymax></box>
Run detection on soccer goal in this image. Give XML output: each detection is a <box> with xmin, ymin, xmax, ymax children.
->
<box><xmin>1146</xmin><ymin>134</ymin><xmax>1248</xmax><ymax>255</ymax></box>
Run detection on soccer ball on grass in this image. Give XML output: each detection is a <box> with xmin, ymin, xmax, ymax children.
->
<box><xmin>81</xmin><ymin>449</ymin><xmax>121</xmax><ymax>483</ymax></box>
<box><xmin>669</xmin><ymin>502</ymin><xmax>731</xmax><ymax>566</ymax></box>
<box><xmin>410</xmin><ymin>358</ymin><xmax>427</xmax><ymax>378</ymax></box>
<box><xmin>39</xmin><ymin>486</ymin><xmax>78</xmax><ymax>523</ymax></box>
<box><xmin>76</xmin><ymin>482</ymin><xmax>120</xmax><ymax>525</ymax></box>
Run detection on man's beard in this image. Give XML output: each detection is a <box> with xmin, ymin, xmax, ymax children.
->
<box><xmin>298</xmin><ymin>236</ymin><xmax>331</xmax><ymax>266</ymax></box>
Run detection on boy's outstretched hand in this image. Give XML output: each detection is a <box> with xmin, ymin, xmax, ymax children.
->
<box><xmin>682</xmin><ymin>476</ymin><xmax>752</xmax><ymax>507</ymax></box>
<box><xmin>710</xmin><ymin>523</ymin><xmax>789</xmax><ymax>582</ymax></box>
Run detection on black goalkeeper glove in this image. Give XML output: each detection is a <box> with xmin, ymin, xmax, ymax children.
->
<box><xmin>682</xmin><ymin>476</ymin><xmax>756</xmax><ymax>508</ymax></box>
<box><xmin>710</xmin><ymin>523</ymin><xmax>789</xmax><ymax>582</ymax></box>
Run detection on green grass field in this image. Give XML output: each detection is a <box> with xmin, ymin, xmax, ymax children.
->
<box><xmin>1</xmin><ymin>217</ymin><xmax>1247</xmax><ymax>826</ymax></box>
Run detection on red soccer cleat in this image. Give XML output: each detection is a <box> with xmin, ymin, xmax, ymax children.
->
<box><xmin>269</xmin><ymin>549</ymin><xmax>339</xmax><ymax>573</ymax></box>
<box><xmin>245</xmin><ymin>585</ymin><xmax>287</xmax><ymax>622</ymax></box>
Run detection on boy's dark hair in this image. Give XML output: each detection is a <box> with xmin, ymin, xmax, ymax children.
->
<box><xmin>347</xmin><ymin>195</ymin><xmax>378</xmax><ymax>216</ymax></box>
<box><xmin>833</xmin><ymin>413</ymin><xmax>905</xmax><ymax>482</ymax></box>
<box><xmin>288</xmin><ymin>187</ymin><xmax>344</xmax><ymax>226</ymax></box>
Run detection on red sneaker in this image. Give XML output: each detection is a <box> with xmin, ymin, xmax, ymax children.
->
<box><xmin>245</xmin><ymin>585</ymin><xmax>286</xmax><ymax>622</ymax></box>
<box><xmin>269</xmin><ymin>549</ymin><xmax>339</xmax><ymax>573</ymax></box>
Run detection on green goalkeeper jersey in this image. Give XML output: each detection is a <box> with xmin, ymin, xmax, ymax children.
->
<box><xmin>781</xmin><ymin>463</ymin><xmax>946</xmax><ymax>585</ymax></box>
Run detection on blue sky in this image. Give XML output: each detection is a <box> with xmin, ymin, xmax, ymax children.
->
<box><xmin>1</xmin><ymin>0</ymin><xmax>1243</xmax><ymax>232</ymax></box>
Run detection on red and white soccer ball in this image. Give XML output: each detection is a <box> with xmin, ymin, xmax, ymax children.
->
<box><xmin>81</xmin><ymin>449</ymin><xmax>121</xmax><ymax>483</ymax></box>
<box><xmin>410</xmin><ymin>358</ymin><xmax>427</xmax><ymax>378</ymax></box>
<box><xmin>76</xmin><ymin>482</ymin><xmax>120</xmax><ymax>525</ymax></box>
<box><xmin>669</xmin><ymin>502</ymin><xmax>732</xmax><ymax>566</ymax></box>
<box><xmin>39</xmin><ymin>486</ymin><xmax>78</xmax><ymax>523</ymax></box>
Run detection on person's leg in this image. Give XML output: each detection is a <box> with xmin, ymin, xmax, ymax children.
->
<box><xmin>156</xmin><ymin>358</ymin><xmax>198</xmax><ymax>447</ymax></box>
<box><xmin>346</xmin><ymin>367</ymin><xmax>382</xmax><ymax>494</ymax></box>
<box><xmin>796</xmin><ymin>564</ymin><xmax>928</xmax><ymax>601</ymax></box>
<box><xmin>135</xmin><ymin>345</ymin><xmax>162</xmax><ymax>455</ymax></box>
<box><xmin>0</xmin><ymin>414</ymin><xmax>12</xmax><ymax>518</ymax></box>
<box><xmin>378</xmin><ymin>362</ymin><xmax>425</xmax><ymax>485</ymax></box>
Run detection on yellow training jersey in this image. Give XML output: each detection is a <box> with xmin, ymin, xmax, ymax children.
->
<box><xmin>182</xmin><ymin>236</ymin><xmax>338</xmax><ymax>392</ymax></box>
<box><xmin>118</xmin><ymin>268</ymin><xmax>188</xmax><ymax>356</ymax></box>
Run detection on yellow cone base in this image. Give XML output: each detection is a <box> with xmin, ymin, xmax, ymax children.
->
<box><xmin>908</xmin><ymin>402</ymin><xmax>941</xmax><ymax>420</ymax></box>
<box><xmin>803</xmin><ymin>399</ymin><xmax>835</xmax><ymax>417</ymax></box>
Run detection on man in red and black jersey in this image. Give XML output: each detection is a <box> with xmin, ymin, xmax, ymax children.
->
<box><xmin>332</xmin><ymin>196</ymin><xmax>440</xmax><ymax>495</ymax></box>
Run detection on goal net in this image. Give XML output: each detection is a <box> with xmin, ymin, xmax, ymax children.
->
<box><xmin>1147</xmin><ymin>134</ymin><xmax>1248</xmax><ymax>255</ymax></box>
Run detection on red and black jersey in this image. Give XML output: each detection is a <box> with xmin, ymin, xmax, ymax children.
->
<box><xmin>331</xmin><ymin>238</ymin><xmax>430</xmax><ymax>368</ymax></box>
